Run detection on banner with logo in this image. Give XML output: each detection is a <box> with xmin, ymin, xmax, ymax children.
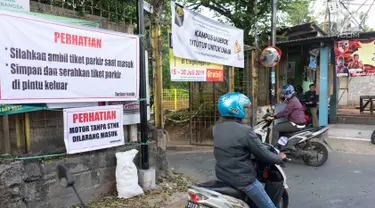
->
<box><xmin>169</xmin><ymin>32</ymin><xmax>223</xmax><ymax>82</ymax></box>
<box><xmin>0</xmin><ymin>10</ymin><xmax>139</xmax><ymax>104</ymax></box>
<box><xmin>171</xmin><ymin>2</ymin><xmax>244</xmax><ymax>68</ymax></box>
<box><xmin>334</xmin><ymin>40</ymin><xmax>375</xmax><ymax>77</ymax></box>
<box><xmin>63</xmin><ymin>105</ymin><xmax>124</xmax><ymax>154</ymax></box>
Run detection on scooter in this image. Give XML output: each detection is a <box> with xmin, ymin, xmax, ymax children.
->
<box><xmin>56</xmin><ymin>164</ymin><xmax>87</xmax><ymax>208</ymax></box>
<box><xmin>253</xmin><ymin>113</ymin><xmax>332</xmax><ymax>167</ymax></box>
<box><xmin>185</xmin><ymin>144</ymin><xmax>289</xmax><ymax>208</ymax></box>
<box><xmin>303</xmin><ymin>104</ymin><xmax>312</xmax><ymax>127</ymax></box>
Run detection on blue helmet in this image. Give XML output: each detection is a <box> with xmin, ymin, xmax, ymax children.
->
<box><xmin>279</xmin><ymin>85</ymin><xmax>295</xmax><ymax>101</ymax></box>
<box><xmin>218</xmin><ymin>92</ymin><xmax>251</xmax><ymax>119</ymax></box>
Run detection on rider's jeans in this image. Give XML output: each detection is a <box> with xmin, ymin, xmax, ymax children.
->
<box><xmin>239</xmin><ymin>179</ymin><xmax>276</xmax><ymax>208</ymax></box>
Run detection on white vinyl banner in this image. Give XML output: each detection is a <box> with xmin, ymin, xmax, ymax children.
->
<box><xmin>0</xmin><ymin>10</ymin><xmax>139</xmax><ymax>104</ymax></box>
<box><xmin>63</xmin><ymin>105</ymin><xmax>124</xmax><ymax>154</ymax></box>
<box><xmin>171</xmin><ymin>2</ymin><xmax>244</xmax><ymax>68</ymax></box>
<box><xmin>106</xmin><ymin>51</ymin><xmax>150</xmax><ymax>125</ymax></box>
<box><xmin>0</xmin><ymin>0</ymin><xmax>30</xmax><ymax>12</ymax></box>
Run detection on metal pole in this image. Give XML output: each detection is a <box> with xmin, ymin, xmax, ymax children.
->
<box><xmin>138</xmin><ymin>0</ymin><xmax>149</xmax><ymax>169</ymax></box>
<box><xmin>270</xmin><ymin>0</ymin><xmax>277</xmax><ymax>106</ymax></box>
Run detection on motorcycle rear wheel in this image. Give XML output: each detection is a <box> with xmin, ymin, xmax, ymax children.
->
<box><xmin>302</xmin><ymin>141</ymin><xmax>328</xmax><ymax>167</ymax></box>
<box><xmin>277</xmin><ymin>190</ymin><xmax>289</xmax><ymax>208</ymax></box>
<box><xmin>371</xmin><ymin>130</ymin><xmax>375</xmax><ymax>145</ymax></box>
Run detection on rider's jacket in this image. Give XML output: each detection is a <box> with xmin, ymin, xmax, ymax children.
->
<box><xmin>213</xmin><ymin>119</ymin><xmax>283</xmax><ymax>188</ymax></box>
<box><xmin>275</xmin><ymin>97</ymin><xmax>306</xmax><ymax>125</ymax></box>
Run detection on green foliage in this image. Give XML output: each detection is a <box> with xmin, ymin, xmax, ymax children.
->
<box><xmin>283</xmin><ymin>0</ymin><xmax>314</xmax><ymax>26</ymax></box>
<box><xmin>33</xmin><ymin>0</ymin><xmax>138</xmax><ymax>23</ymax></box>
<box><xmin>179</xmin><ymin>0</ymin><xmax>302</xmax><ymax>45</ymax></box>
<box><xmin>166</xmin><ymin>109</ymin><xmax>189</xmax><ymax>120</ymax></box>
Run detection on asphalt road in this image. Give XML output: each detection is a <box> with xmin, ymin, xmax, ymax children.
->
<box><xmin>167</xmin><ymin>139</ymin><xmax>375</xmax><ymax>208</ymax></box>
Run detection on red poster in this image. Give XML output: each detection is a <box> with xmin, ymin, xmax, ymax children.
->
<box><xmin>334</xmin><ymin>39</ymin><xmax>375</xmax><ymax>77</ymax></box>
<box><xmin>206</xmin><ymin>69</ymin><xmax>224</xmax><ymax>82</ymax></box>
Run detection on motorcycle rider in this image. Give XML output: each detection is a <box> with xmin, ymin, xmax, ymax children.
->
<box><xmin>267</xmin><ymin>85</ymin><xmax>306</xmax><ymax>153</ymax></box>
<box><xmin>213</xmin><ymin>92</ymin><xmax>284</xmax><ymax>208</ymax></box>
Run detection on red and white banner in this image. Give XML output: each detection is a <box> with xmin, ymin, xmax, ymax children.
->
<box><xmin>170</xmin><ymin>67</ymin><xmax>223</xmax><ymax>82</ymax></box>
<box><xmin>63</xmin><ymin>105</ymin><xmax>124</xmax><ymax>154</ymax></box>
<box><xmin>0</xmin><ymin>10</ymin><xmax>139</xmax><ymax>104</ymax></box>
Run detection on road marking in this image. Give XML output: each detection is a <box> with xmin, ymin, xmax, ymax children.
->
<box><xmin>329</xmin><ymin>136</ymin><xmax>370</xmax><ymax>142</ymax></box>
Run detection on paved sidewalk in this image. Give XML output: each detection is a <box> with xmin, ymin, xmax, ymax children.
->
<box><xmin>328</xmin><ymin>124</ymin><xmax>375</xmax><ymax>141</ymax></box>
<box><xmin>166</xmin><ymin>124</ymin><xmax>375</xmax><ymax>151</ymax></box>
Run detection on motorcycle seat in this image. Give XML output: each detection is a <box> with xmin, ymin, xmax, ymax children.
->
<box><xmin>197</xmin><ymin>180</ymin><xmax>246</xmax><ymax>199</ymax></box>
<box><xmin>281</xmin><ymin>128</ymin><xmax>316</xmax><ymax>137</ymax></box>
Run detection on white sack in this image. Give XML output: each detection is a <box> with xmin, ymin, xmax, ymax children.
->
<box><xmin>116</xmin><ymin>149</ymin><xmax>144</xmax><ymax>198</ymax></box>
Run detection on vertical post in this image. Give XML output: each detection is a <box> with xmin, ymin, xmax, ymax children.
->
<box><xmin>319</xmin><ymin>45</ymin><xmax>329</xmax><ymax>127</ymax></box>
<box><xmin>229</xmin><ymin>67</ymin><xmax>235</xmax><ymax>92</ymax></box>
<box><xmin>251</xmin><ymin>49</ymin><xmax>258</xmax><ymax>126</ymax></box>
<box><xmin>138</xmin><ymin>0</ymin><xmax>149</xmax><ymax>169</ymax></box>
<box><xmin>189</xmin><ymin>83</ymin><xmax>193</xmax><ymax>144</ymax></box>
<box><xmin>15</xmin><ymin>115</ymin><xmax>22</xmax><ymax>151</ymax></box>
<box><xmin>174</xmin><ymin>89</ymin><xmax>177</xmax><ymax>110</ymax></box>
<box><xmin>276</xmin><ymin>64</ymin><xmax>280</xmax><ymax>104</ymax></box>
<box><xmin>152</xmin><ymin>20</ymin><xmax>163</xmax><ymax>129</ymax></box>
<box><xmin>25</xmin><ymin>113</ymin><xmax>31</xmax><ymax>153</ymax></box>
<box><xmin>270</xmin><ymin>0</ymin><xmax>277</xmax><ymax>106</ymax></box>
<box><xmin>330</xmin><ymin>48</ymin><xmax>337</xmax><ymax>123</ymax></box>
<box><xmin>2</xmin><ymin>115</ymin><xmax>10</xmax><ymax>153</ymax></box>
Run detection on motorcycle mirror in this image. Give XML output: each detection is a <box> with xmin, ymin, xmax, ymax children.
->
<box><xmin>56</xmin><ymin>164</ymin><xmax>75</xmax><ymax>188</ymax></box>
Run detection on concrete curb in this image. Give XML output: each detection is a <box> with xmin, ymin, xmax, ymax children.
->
<box><xmin>328</xmin><ymin>136</ymin><xmax>370</xmax><ymax>142</ymax></box>
<box><xmin>167</xmin><ymin>145</ymin><xmax>213</xmax><ymax>151</ymax></box>
<box><xmin>167</xmin><ymin>136</ymin><xmax>374</xmax><ymax>152</ymax></box>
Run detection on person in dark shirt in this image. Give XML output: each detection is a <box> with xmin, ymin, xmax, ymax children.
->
<box><xmin>214</xmin><ymin>92</ymin><xmax>283</xmax><ymax>208</ymax></box>
<box><xmin>305</xmin><ymin>84</ymin><xmax>319</xmax><ymax>127</ymax></box>
<box><xmin>295</xmin><ymin>85</ymin><xmax>306</xmax><ymax>105</ymax></box>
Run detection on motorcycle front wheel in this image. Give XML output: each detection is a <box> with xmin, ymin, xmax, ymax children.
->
<box><xmin>302</xmin><ymin>141</ymin><xmax>328</xmax><ymax>167</ymax></box>
<box><xmin>277</xmin><ymin>190</ymin><xmax>289</xmax><ymax>208</ymax></box>
<box><xmin>371</xmin><ymin>130</ymin><xmax>375</xmax><ymax>145</ymax></box>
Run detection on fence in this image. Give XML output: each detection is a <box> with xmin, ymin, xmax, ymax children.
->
<box><xmin>162</xmin><ymin>89</ymin><xmax>189</xmax><ymax>111</ymax></box>
<box><xmin>187</xmin><ymin>49</ymin><xmax>269</xmax><ymax>145</ymax></box>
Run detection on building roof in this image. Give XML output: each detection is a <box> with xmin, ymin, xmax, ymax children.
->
<box><xmin>278</xmin><ymin>22</ymin><xmax>327</xmax><ymax>40</ymax></box>
<box><xmin>277</xmin><ymin>31</ymin><xmax>375</xmax><ymax>47</ymax></box>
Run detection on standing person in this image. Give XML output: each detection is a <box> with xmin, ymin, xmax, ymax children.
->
<box><xmin>214</xmin><ymin>92</ymin><xmax>283</xmax><ymax>208</ymax></box>
<box><xmin>305</xmin><ymin>84</ymin><xmax>319</xmax><ymax>127</ymax></box>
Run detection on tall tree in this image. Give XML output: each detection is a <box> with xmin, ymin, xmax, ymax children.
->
<box><xmin>284</xmin><ymin>0</ymin><xmax>314</xmax><ymax>26</ymax></box>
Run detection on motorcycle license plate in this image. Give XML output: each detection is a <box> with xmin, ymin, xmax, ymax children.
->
<box><xmin>185</xmin><ymin>201</ymin><xmax>210</xmax><ymax>208</ymax></box>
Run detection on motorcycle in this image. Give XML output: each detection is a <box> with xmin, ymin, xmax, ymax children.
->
<box><xmin>253</xmin><ymin>113</ymin><xmax>332</xmax><ymax>167</ymax></box>
<box><xmin>56</xmin><ymin>164</ymin><xmax>87</xmax><ymax>208</ymax></box>
<box><xmin>303</xmin><ymin>104</ymin><xmax>312</xmax><ymax>127</ymax></box>
<box><xmin>185</xmin><ymin>144</ymin><xmax>289</xmax><ymax>208</ymax></box>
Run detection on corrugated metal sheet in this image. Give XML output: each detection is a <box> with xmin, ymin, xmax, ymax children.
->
<box><xmin>277</xmin><ymin>31</ymin><xmax>375</xmax><ymax>46</ymax></box>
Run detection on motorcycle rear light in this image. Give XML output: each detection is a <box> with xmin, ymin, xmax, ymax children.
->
<box><xmin>263</xmin><ymin>171</ymin><xmax>269</xmax><ymax>179</ymax></box>
<box><xmin>189</xmin><ymin>193</ymin><xmax>199</xmax><ymax>202</ymax></box>
<box><xmin>189</xmin><ymin>192</ymin><xmax>208</xmax><ymax>202</ymax></box>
